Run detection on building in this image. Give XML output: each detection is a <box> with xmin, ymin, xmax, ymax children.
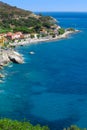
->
<box><xmin>6</xmin><ymin>32</ymin><xmax>24</xmax><ymax>40</ymax></box>
<box><xmin>0</xmin><ymin>36</ymin><xmax>5</xmax><ymax>47</ymax></box>
<box><xmin>40</xmin><ymin>29</ymin><xmax>47</xmax><ymax>35</ymax></box>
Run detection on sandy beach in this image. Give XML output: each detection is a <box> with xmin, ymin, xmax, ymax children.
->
<box><xmin>9</xmin><ymin>30</ymin><xmax>79</xmax><ymax>47</ymax></box>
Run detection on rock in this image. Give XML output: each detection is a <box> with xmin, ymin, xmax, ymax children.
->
<box><xmin>9</xmin><ymin>55</ymin><xmax>23</xmax><ymax>64</ymax></box>
<box><xmin>0</xmin><ymin>66</ymin><xmax>3</xmax><ymax>69</ymax></box>
<box><xmin>0</xmin><ymin>49</ymin><xmax>24</xmax><ymax>66</ymax></box>
<box><xmin>0</xmin><ymin>80</ymin><xmax>4</xmax><ymax>83</ymax></box>
<box><xmin>12</xmin><ymin>51</ymin><xmax>22</xmax><ymax>57</ymax></box>
<box><xmin>8</xmin><ymin>50</ymin><xmax>24</xmax><ymax>64</ymax></box>
<box><xmin>2</xmin><ymin>52</ymin><xmax>10</xmax><ymax>63</ymax></box>
<box><xmin>0</xmin><ymin>73</ymin><xmax>5</xmax><ymax>78</ymax></box>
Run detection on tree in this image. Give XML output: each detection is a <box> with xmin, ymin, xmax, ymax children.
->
<box><xmin>58</xmin><ymin>28</ymin><xmax>65</xmax><ymax>35</ymax></box>
<box><xmin>37</xmin><ymin>34</ymin><xmax>40</xmax><ymax>38</ymax></box>
<box><xmin>30</xmin><ymin>34</ymin><xmax>35</xmax><ymax>38</ymax></box>
<box><xmin>64</xmin><ymin>125</ymin><xmax>84</xmax><ymax>130</ymax></box>
<box><xmin>66</xmin><ymin>28</ymin><xmax>75</xmax><ymax>31</ymax></box>
<box><xmin>0</xmin><ymin>118</ymin><xmax>49</xmax><ymax>130</ymax></box>
<box><xmin>34</xmin><ymin>24</ymin><xmax>42</xmax><ymax>33</ymax></box>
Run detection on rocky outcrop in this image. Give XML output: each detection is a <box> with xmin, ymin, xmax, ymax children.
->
<box><xmin>0</xmin><ymin>49</ymin><xmax>24</xmax><ymax>67</ymax></box>
<box><xmin>8</xmin><ymin>50</ymin><xmax>24</xmax><ymax>64</ymax></box>
<box><xmin>0</xmin><ymin>73</ymin><xmax>5</xmax><ymax>78</ymax></box>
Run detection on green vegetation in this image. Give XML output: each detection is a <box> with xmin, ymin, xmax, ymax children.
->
<box><xmin>0</xmin><ymin>118</ymin><xmax>49</xmax><ymax>130</ymax></box>
<box><xmin>58</xmin><ymin>28</ymin><xmax>65</xmax><ymax>35</ymax></box>
<box><xmin>0</xmin><ymin>1</ymin><xmax>32</xmax><ymax>19</ymax></box>
<box><xmin>37</xmin><ymin>34</ymin><xmax>41</xmax><ymax>38</ymax></box>
<box><xmin>0</xmin><ymin>2</ymin><xmax>56</xmax><ymax>34</ymax></box>
<box><xmin>0</xmin><ymin>28</ymin><xmax>12</xmax><ymax>33</ymax></box>
<box><xmin>41</xmin><ymin>33</ymin><xmax>48</xmax><ymax>37</ymax></box>
<box><xmin>13</xmin><ymin>27</ymin><xmax>35</xmax><ymax>34</ymax></box>
<box><xmin>66</xmin><ymin>28</ymin><xmax>75</xmax><ymax>31</ymax></box>
<box><xmin>0</xmin><ymin>119</ymin><xmax>86</xmax><ymax>130</ymax></box>
<box><xmin>64</xmin><ymin>125</ymin><xmax>86</xmax><ymax>130</ymax></box>
<box><xmin>30</xmin><ymin>34</ymin><xmax>35</xmax><ymax>38</ymax></box>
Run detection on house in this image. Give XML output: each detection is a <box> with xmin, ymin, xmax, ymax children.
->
<box><xmin>24</xmin><ymin>34</ymin><xmax>30</xmax><ymax>38</ymax></box>
<box><xmin>6</xmin><ymin>32</ymin><xmax>13</xmax><ymax>37</ymax></box>
<box><xmin>51</xmin><ymin>25</ymin><xmax>60</xmax><ymax>30</ymax></box>
<box><xmin>40</xmin><ymin>29</ymin><xmax>47</xmax><ymax>35</ymax></box>
<box><xmin>6</xmin><ymin>32</ymin><xmax>24</xmax><ymax>40</ymax></box>
<box><xmin>54</xmin><ymin>29</ymin><xmax>59</xmax><ymax>36</ymax></box>
<box><xmin>0</xmin><ymin>36</ymin><xmax>5</xmax><ymax>47</ymax></box>
<box><xmin>14</xmin><ymin>32</ymin><xmax>24</xmax><ymax>39</ymax></box>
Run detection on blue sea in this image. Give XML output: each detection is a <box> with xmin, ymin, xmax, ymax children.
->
<box><xmin>0</xmin><ymin>12</ymin><xmax>87</xmax><ymax>130</ymax></box>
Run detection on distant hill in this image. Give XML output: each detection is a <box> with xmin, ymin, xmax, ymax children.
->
<box><xmin>0</xmin><ymin>1</ymin><xmax>57</xmax><ymax>34</ymax></box>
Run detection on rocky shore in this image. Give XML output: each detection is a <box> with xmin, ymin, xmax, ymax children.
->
<box><xmin>0</xmin><ymin>48</ymin><xmax>24</xmax><ymax>81</ymax></box>
<box><xmin>0</xmin><ymin>29</ymin><xmax>79</xmax><ymax>82</ymax></box>
<box><xmin>0</xmin><ymin>49</ymin><xmax>24</xmax><ymax>67</ymax></box>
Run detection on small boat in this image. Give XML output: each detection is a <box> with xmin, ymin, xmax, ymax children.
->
<box><xmin>29</xmin><ymin>51</ymin><xmax>35</xmax><ymax>55</ymax></box>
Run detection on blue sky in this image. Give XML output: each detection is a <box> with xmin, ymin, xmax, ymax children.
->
<box><xmin>1</xmin><ymin>0</ymin><xmax>87</xmax><ymax>12</ymax></box>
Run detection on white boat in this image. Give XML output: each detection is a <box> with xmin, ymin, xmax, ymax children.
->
<box><xmin>29</xmin><ymin>51</ymin><xmax>35</xmax><ymax>55</ymax></box>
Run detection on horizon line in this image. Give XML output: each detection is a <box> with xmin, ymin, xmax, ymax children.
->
<box><xmin>34</xmin><ymin>11</ymin><xmax>87</xmax><ymax>13</ymax></box>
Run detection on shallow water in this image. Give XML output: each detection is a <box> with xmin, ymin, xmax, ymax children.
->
<box><xmin>0</xmin><ymin>12</ymin><xmax>87</xmax><ymax>130</ymax></box>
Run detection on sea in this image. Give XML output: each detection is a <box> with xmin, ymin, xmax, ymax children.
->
<box><xmin>0</xmin><ymin>12</ymin><xmax>87</xmax><ymax>130</ymax></box>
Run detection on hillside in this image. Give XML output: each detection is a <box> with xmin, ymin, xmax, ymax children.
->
<box><xmin>0</xmin><ymin>1</ymin><xmax>33</xmax><ymax>19</ymax></box>
<box><xmin>0</xmin><ymin>1</ymin><xmax>57</xmax><ymax>34</ymax></box>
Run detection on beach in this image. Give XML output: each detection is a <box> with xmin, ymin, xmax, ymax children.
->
<box><xmin>9</xmin><ymin>30</ymin><xmax>79</xmax><ymax>47</ymax></box>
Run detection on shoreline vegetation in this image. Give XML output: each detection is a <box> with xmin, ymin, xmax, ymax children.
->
<box><xmin>0</xmin><ymin>118</ymin><xmax>49</xmax><ymax>130</ymax></box>
<box><xmin>0</xmin><ymin>118</ymin><xmax>85</xmax><ymax>130</ymax></box>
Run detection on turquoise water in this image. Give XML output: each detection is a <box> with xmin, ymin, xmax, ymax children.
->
<box><xmin>0</xmin><ymin>12</ymin><xmax>87</xmax><ymax>130</ymax></box>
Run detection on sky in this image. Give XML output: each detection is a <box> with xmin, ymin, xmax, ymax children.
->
<box><xmin>1</xmin><ymin>0</ymin><xmax>87</xmax><ymax>12</ymax></box>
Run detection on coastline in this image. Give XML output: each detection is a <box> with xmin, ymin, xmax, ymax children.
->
<box><xmin>0</xmin><ymin>29</ymin><xmax>79</xmax><ymax>81</ymax></box>
<box><xmin>9</xmin><ymin>30</ymin><xmax>79</xmax><ymax>47</ymax></box>
<box><xmin>0</xmin><ymin>48</ymin><xmax>24</xmax><ymax>79</ymax></box>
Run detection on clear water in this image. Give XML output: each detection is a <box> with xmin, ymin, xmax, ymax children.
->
<box><xmin>0</xmin><ymin>12</ymin><xmax>87</xmax><ymax>130</ymax></box>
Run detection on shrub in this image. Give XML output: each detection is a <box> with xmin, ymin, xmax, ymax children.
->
<box><xmin>30</xmin><ymin>34</ymin><xmax>35</xmax><ymax>38</ymax></box>
<box><xmin>58</xmin><ymin>28</ymin><xmax>65</xmax><ymax>35</ymax></box>
<box><xmin>64</xmin><ymin>125</ymin><xmax>86</xmax><ymax>130</ymax></box>
<box><xmin>66</xmin><ymin>28</ymin><xmax>75</xmax><ymax>31</ymax></box>
<box><xmin>0</xmin><ymin>118</ymin><xmax>49</xmax><ymax>130</ymax></box>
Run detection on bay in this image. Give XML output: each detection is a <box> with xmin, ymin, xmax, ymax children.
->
<box><xmin>0</xmin><ymin>12</ymin><xmax>87</xmax><ymax>130</ymax></box>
